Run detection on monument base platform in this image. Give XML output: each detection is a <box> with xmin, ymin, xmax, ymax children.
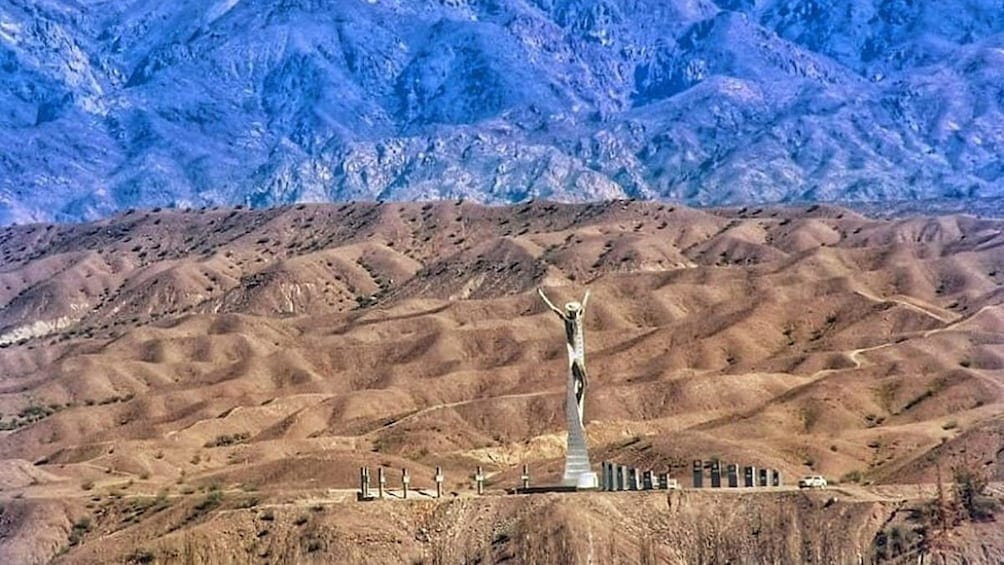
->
<box><xmin>509</xmin><ymin>485</ymin><xmax>599</xmax><ymax>495</ymax></box>
<box><xmin>575</xmin><ymin>472</ymin><xmax>599</xmax><ymax>489</ymax></box>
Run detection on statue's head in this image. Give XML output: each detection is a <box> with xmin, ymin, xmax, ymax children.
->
<box><xmin>564</xmin><ymin>301</ymin><xmax>582</xmax><ymax>315</ymax></box>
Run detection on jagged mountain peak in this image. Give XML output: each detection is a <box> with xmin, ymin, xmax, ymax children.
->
<box><xmin>0</xmin><ymin>0</ymin><xmax>1001</xmax><ymax>224</ymax></box>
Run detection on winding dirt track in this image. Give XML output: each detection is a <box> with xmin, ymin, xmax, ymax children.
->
<box><xmin>690</xmin><ymin>301</ymin><xmax>999</xmax><ymax>432</ymax></box>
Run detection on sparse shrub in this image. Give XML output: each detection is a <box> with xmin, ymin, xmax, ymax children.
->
<box><xmin>152</xmin><ymin>490</ymin><xmax>171</xmax><ymax>512</ymax></box>
<box><xmin>97</xmin><ymin>393</ymin><xmax>128</xmax><ymax>407</ymax></box>
<box><xmin>304</xmin><ymin>538</ymin><xmax>324</xmax><ymax>553</ymax></box>
<box><xmin>902</xmin><ymin>378</ymin><xmax>946</xmax><ymax>411</ymax></box>
<box><xmin>782</xmin><ymin>324</ymin><xmax>796</xmax><ymax>345</ymax></box>
<box><xmin>841</xmin><ymin>470</ymin><xmax>863</xmax><ymax>484</ymax></box>
<box><xmin>872</xmin><ymin>525</ymin><xmax>920</xmax><ymax>561</ymax></box>
<box><xmin>68</xmin><ymin>516</ymin><xmax>91</xmax><ymax>546</ymax></box>
<box><xmin>864</xmin><ymin>413</ymin><xmax>886</xmax><ymax>428</ymax></box>
<box><xmin>799</xmin><ymin>404</ymin><xmax>822</xmax><ymax>433</ymax></box>
<box><xmin>126</xmin><ymin>549</ymin><xmax>155</xmax><ymax>564</ymax></box>
<box><xmin>16</xmin><ymin>404</ymin><xmax>56</xmax><ymax>426</ymax></box>
<box><xmin>355</xmin><ymin>295</ymin><xmax>377</xmax><ymax>308</ymax></box>
<box><xmin>941</xmin><ymin>419</ymin><xmax>958</xmax><ymax>430</ymax></box>
<box><xmin>189</xmin><ymin>487</ymin><xmax>224</xmax><ymax>521</ymax></box>
<box><xmin>952</xmin><ymin>461</ymin><xmax>995</xmax><ymax>521</ymax></box>
<box><xmin>205</xmin><ymin>432</ymin><xmax>250</xmax><ymax>448</ymax></box>
<box><xmin>80</xmin><ymin>480</ymin><xmax>95</xmax><ymax>491</ymax></box>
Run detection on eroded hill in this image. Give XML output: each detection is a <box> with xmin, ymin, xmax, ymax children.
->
<box><xmin>0</xmin><ymin>201</ymin><xmax>1001</xmax><ymax>563</ymax></box>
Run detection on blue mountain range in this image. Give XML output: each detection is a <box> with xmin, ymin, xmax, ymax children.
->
<box><xmin>1</xmin><ymin>0</ymin><xmax>1002</xmax><ymax>223</ymax></box>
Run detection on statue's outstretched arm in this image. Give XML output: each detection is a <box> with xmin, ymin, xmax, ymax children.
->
<box><xmin>581</xmin><ymin>289</ymin><xmax>591</xmax><ymax>311</ymax></box>
<box><xmin>538</xmin><ymin>288</ymin><xmax>565</xmax><ymax>317</ymax></box>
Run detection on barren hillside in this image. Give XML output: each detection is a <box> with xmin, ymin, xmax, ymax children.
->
<box><xmin>0</xmin><ymin>201</ymin><xmax>1001</xmax><ymax>563</ymax></box>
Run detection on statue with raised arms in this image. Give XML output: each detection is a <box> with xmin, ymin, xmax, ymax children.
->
<box><xmin>538</xmin><ymin>287</ymin><xmax>597</xmax><ymax>488</ymax></box>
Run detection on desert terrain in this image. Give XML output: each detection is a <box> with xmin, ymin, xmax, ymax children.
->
<box><xmin>0</xmin><ymin>201</ymin><xmax>1001</xmax><ymax>564</ymax></box>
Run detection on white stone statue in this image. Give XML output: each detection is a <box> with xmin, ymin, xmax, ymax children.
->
<box><xmin>538</xmin><ymin>287</ymin><xmax>598</xmax><ymax>488</ymax></box>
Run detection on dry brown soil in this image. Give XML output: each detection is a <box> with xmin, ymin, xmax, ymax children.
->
<box><xmin>0</xmin><ymin>201</ymin><xmax>1001</xmax><ymax>563</ymax></box>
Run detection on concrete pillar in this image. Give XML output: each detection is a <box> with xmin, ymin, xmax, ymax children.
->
<box><xmin>377</xmin><ymin>467</ymin><xmax>386</xmax><ymax>499</ymax></box>
<box><xmin>771</xmin><ymin>469</ymin><xmax>781</xmax><ymax>487</ymax></box>
<box><xmin>619</xmin><ymin>465</ymin><xmax>629</xmax><ymax>491</ymax></box>
<box><xmin>642</xmin><ymin>470</ymin><xmax>653</xmax><ymax>490</ymax></box>
<box><xmin>631</xmin><ymin>468</ymin><xmax>641</xmax><ymax>491</ymax></box>
<box><xmin>521</xmin><ymin>464</ymin><xmax>530</xmax><ymax>490</ymax></box>
<box><xmin>402</xmin><ymin>468</ymin><xmax>410</xmax><ymax>499</ymax></box>
<box><xmin>435</xmin><ymin>466</ymin><xmax>444</xmax><ymax>498</ymax></box>
<box><xmin>475</xmin><ymin>466</ymin><xmax>484</xmax><ymax>495</ymax></box>
<box><xmin>710</xmin><ymin>460</ymin><xmax>721</xmax><ymax>488</ymax></box>
<box><xmin>693</xmin><ymin>460</ymin><xmax>704</xmax><ymax>488</ymax></box>
<box><xmin>657</xmin><ymin>472</ymin><xmax>669</xmax><ymax>490</ymax></box>
<box><xmin>758</xmin><ymin>468</ymin><xmax>768</xmax><ymax>487</ymax></box>
<box><xmin>359</xmin><ymin>467</ymin><xmax>371</xmax><ymax>500</ymax></box>
<box><xmin>744</xmin><ymin>466</ymin><xmax>755</xmax><ymax>488</ymax></box>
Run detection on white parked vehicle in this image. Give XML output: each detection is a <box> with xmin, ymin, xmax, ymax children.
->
<box><xmin>798</xmin><ymin>475</ymin><xmax>828</xmax><ymax>489</ymax></box>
